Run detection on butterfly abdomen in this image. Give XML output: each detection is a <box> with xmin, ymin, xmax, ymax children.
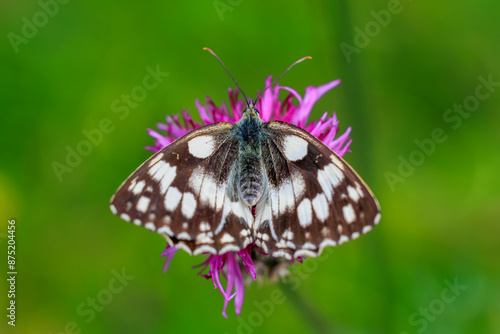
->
<box><xmin>236</xmin><ymin>115</ymin><xmax>265</xmax><ymax>207</ymax></box>
<box><xmin>238</xmin><ymin>150</ymin><xmax>263</xmax><ymax>207</ymax></box>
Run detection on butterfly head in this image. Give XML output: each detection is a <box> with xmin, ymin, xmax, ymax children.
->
<box><xmin>242</xmin><ymin>98</ymin><xmax>261</xmax><ymax>119</ymax></box>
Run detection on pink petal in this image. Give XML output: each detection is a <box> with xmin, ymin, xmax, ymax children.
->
<box><xmin>296</xmin><ymin>79</ymin><xmax>341</xmax><ymax>126</ymax></box>
<box><xmin>195</xmin><ymin>99</ymin><xmax>213</xmax><ymax>124</ymax></box>
<box><xmin>161</xmin><ymin>246</ymin><xmax>179</xmax><ymax>273</ymax></box>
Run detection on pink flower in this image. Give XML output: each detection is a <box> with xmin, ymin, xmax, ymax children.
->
<box><xmin>155</xmin><ymin>77</ymin><xmax>351</xmax><ymax>317</ymax></box>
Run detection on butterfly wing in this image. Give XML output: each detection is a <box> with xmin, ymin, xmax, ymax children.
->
<box><xmin>254</xmin><ymin>121</ymin><xmax>381</xmax><ymax>259</ymax></box>
<box><xmin>110</xmin><ymin>122</ymin><xmax>253</xmax><ymax>255</ymax></box>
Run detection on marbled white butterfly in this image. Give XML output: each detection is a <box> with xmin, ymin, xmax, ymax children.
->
<box><xmin>110</xmin><ymin>49</ymin><xmax>381</xmax><ymax>260</ymax></box>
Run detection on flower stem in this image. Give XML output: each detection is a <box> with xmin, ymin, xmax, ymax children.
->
<box><xmin>278</xmin><ymin>281</ymin><xmax>335</xmax><ymax>334</ymax></box>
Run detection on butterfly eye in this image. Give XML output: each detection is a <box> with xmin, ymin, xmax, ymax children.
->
<box><xmin>254</xmin><ymin>108</ymin><xmax>260</xmax><ymax>116</ymax></box>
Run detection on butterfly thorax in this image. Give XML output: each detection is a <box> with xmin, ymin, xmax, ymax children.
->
<box><xmin>234</xmin><ymin>108</ymin><xmax>265</xmax><ymax>207</ymax></box>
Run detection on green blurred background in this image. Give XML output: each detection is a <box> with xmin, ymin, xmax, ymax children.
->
<box><xmin>1</xmin><ymin>1</ymin><xmax>499</xmax><ymax>333</ymax></box>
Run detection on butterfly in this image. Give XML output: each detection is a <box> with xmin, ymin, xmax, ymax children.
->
<box><xmin>110</xmin><ymin>102</ymin><xmax>381</xmax><ymax>260</ymax></box>
<box><xmin>110</xmin><ymin>49</ymin><xmax>380</xmax><ymax>260</ymax></box>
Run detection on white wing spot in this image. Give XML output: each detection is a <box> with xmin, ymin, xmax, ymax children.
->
<box><xmin>136</xmin><ymin>196</ymin><xmax>151</xmax><ymax>213</ymax></box>
<box><xmin>127</xmin><ymin>177</ymin><xmax>138</xmax><ymax>191</ymax></box>
<box><xmin>149</xmin><ymin>161</ymin><xmax>165</xmax><ymax>180</ymax></box>
<box><xmin>269</xmin><ymin>186</ymin><xmax>280</xmax><ymax>218</ymax></box>
<box><xmin>278</xmin><ymin>179</ymin><xmax>294</xmax><ymax>214</ymax></box>
<box><xmin>196</xmin><ymin>233</ymin><xmax>214</xmax><ymax>244</ymax></box>
<box><xmin>297</xmin><ymin>198</ymin><xmax>313</xmax><ymax>227</ymax></box>
<box><xmin>149</xmin><ymin>161</ymin><xmax>177</xmax><ymax>194</ymax></box>
<box><xmin>329</xmin><ymin>154</ymin><xmax>345</xmax><ymax>170</ymax></box>
<box><xmin>164</xmin><ymin>187</ymin><xmax>182</xmax><ymax>211</ymax></box>
<box><xmin>312</xmin><ymin>193</ymin><xmax>329</xmax><ymax>222</ymax></box>
<box><xmin>275</xmin><ymin>239</ymin><xmax>288</xmax><ymax>248</ymax></box>
<box><xmin>188</xmin><ymin>166</ymin><xmax>204</xmax><ymax>195</ymax></box>
<box><xmin>342</xmin><ymin>204</ymin><xmax>356</xmax><ymax>224</ymax></box>
<box><xmin>133</xmin><ymin>219</ymin><xmax>142</xmax><ymax>226</ymax></box>
<box><xmin>283</xmin><ymin>136</ymin><xmax>308</xmax><ymax>161</ymax></box>
<box><xmin>144</xmin><ymin>222</ymin><xmax>156</xmax><ymax>231</ymax></box>
<box><xmin>302</xmin><ymin>242</ymin><xmax>316</xmax><ymax>250</ymax></box>
<box><xmin>272</xmin><ymin>250</ymin><xmax>292</xmax><ymax>260</ymax></box>
<box><xmin>338</xmin><ymin>235</ymin><xmax>349</xmax><ymax>244</ymax></box>
<box><xmin>294</xmin><ymin>249</ymin><xmax>317</xmax><ymax>258</ymax></box>
<box><xmin>148</xmin><ymin>160</ymin><xmax>177</xmax><ymax>194</ymax></box>
<box><xmin>131</xmin><ymin>180</ymin><xmax>145</xmax><ymax>195</ymax></box>
<box><xmin>199</xmin><ymin>175</ymin><xmax>218</xmax><ymax>208</ymax></box>
<box><xmin>219</xmin><ymin>245</ymin><xmax>240</xmax><ymax>254</ymax></box>
<box><xmin>351</xmin><ymin>232</ymin><xmax>360</xmax><ymax>239</ymax></box>
<box><xmin>317</xmin><ymin>169</ymin><xmax>333</xmax><ymax>201</ymax></box>
<box><xmin>355</xmin><ymin>182</ymin><xmax>365</xmax><ymax>198</ymax></box>
<box><xmin>254</xmin><ymin>201</ymin><xmax>272</xmax><ymax>237</ymax></box>
<box><xmin>200</xmin><ymin>222</ymin><xmax>210</xmax><ymax>231</ymax></box>
<box><xmin>347</xmin><ymin>185</ymin><xmax>360</xmax><ymax>202</ymax></box>
<box><xmin>216</xmin><ymin>198</ymin><xmax>253</xmax><ymax>235</ymax></box>
<box><xmin>188</xmin><ymin>135</ymin><xmax>215</xmax><ymax>158</ymax></box>
<box><xmin>337</xmin><ymin>224</ymin><xmax>343</xmax><ymax>234</ymax></box>
<box><xmin>374</xmin><ymin>212</ymin><xmax>381</xmax><ymax>225</ymax></box>
<box><xmin>256</xmin><ymin>232</ymin><xmax>270</xmax><ymax>241</ymax></box>
<box><xmin>215</xmin><ymin>184</ymin><xmax>225</xmax><ymax>212</ymax></box>
<box><xmin>120</xmin><ymin>213</ymin><xmax>130</xmax><ymax>222</ymax></box>
<box><xmin>332</xmin><ymin>164</ymin><xmax>345</xmax><ymax>183</ymax></box>
<box><xmin>148</xmin><ymin>153</ymin><xmax>164</xmax><ymax>166</ymax></box>
<box><xmin>175</xmin><ymin>241</ymin><xmax>192</xmax><ymax>255</ymax></box>
<box><xmin>321</xmin><ymin>226</ymin><xmax>331</xmax><ymax>238</ymax></box>
<box><xmin>220</xmin><ymin>233</ymin><xmax>235</xmax><ymax>244</ymax></box>
<box><xmin>158</xmin><ymin>226</ymin><xmax>173</xmax><ymax>236</ymax></box>
<box><xmin>291</xmin><ymin>169</ymin><xmax>306</xmax><ymax>198</ymax></box>
<box><xmin>282</xmin><ymin>229</ymin><xmax>294</xmax><ymax>240</ymax></box>
<box><xmin>110</xmin><ymin>205</ymin><xmax>117</xmax><ymax>215</ymax></box>
<box><xmin>160</xmin><ymin>166</ymin><xmax>176</xmax><ymax>194</ymax></box>
<box><xmin>177</xmin><ymin>232</ymin><xmax>191</xmax><ymax>240</ymax></box>
<box><xmin>255</xmin><ymin>239</ymin><xmax>268</xmax><ymax>253</ymax></box>
<box><xmin>319</xmin><ymin>239</ymin><xmax>337</xmax><ymax>254</ymax></box>
<box><xmin>181</xmin><ymin>192</ymin><xmax>197</xmax><ymax>219</ymax></box>
<box><xmin>325</xmin><ymin>163</ymin><xmax>344</xmax><ymax>188</ymax></box>
<box><xmin>193</xmin><ymin>245</ymin><xmax>217</xmax><ymax>255</ymax></box>
<box><xmin>362</xmin><ymin>225</ymin><xmax>373</xmax><ymax>234</ymax></box>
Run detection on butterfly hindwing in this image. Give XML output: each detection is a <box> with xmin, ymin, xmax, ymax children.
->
<box><xmin>110</xmin><ymin>122</ymin><xmax>253</xmax><ymax>255</ymax></box>
<box><xmin>254</xmin><ymin>121</ymin><xmax>381</xmax><ymax>259</ymax></box>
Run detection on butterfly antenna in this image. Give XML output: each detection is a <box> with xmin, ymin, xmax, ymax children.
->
<box><xmin>254</xmin><ymin>56</ymin><xmax>311</xmax><ymax>105</ymax></box>
<box><xmin>203</xmin><ymin>47</ymin><xmax>251</xmax><ymax>108</ymax></box>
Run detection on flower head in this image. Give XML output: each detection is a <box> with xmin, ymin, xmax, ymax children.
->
<box><xmin>146</xmin><ymin>76</ymin><xmax>351</xmax><ymax>155</ymax></box>
<box><xmin>153</xmin><ymin>77</ymin><xmax>351</xmax><ymax>317</ymax></box>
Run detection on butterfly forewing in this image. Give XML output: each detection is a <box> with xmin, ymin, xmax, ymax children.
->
<box><xmin>110</xmin><ymin>122</ymin><xmax>253</xmax><ymax>255</ymax></box>
<box><xmin>254</xmin><ymin>121</ymin><xmax>381</xmax><ymax>259</ymax></box>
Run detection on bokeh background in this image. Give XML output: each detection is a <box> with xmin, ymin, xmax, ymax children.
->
<box><xmin>1</xmin><ymin>1</ymin><xmax>499</xmax><ymax>333</ymax></box>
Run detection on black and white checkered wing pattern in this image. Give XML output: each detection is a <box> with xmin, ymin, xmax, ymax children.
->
<box><xmin>110</xmin><ymin>123</ymin><xmax>253</xmax><ymax>255</ymax></box>
<box><xmin>254</xmin><ymin>121</ymin><xmax>381</xmax><ymax>259</ymax></box>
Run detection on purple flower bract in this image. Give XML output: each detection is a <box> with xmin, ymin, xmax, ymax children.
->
<box><xmin>154</xmin><ymin>77</ymin><xmax>351</xmax><ymax>317</ymax></box>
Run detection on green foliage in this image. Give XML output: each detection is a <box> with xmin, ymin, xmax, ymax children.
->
<box><xmin>1</xmin><ymin>1</ymin><xmax>499</xmax><ymax>333</ymax></box>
